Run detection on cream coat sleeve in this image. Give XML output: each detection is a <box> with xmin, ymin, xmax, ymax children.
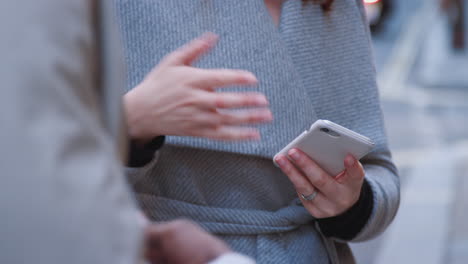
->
<box><xmin>209</xmin><ymin>253</ymin><xmax>256</xmax><ymax>264</ymax></box>
<box><xmin>0</xmin><ymin>1</ymin><xmax>144</xmax><ymax>263</ymax></box>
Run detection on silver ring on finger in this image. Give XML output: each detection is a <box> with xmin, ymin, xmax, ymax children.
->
<box><xmin>301</xmin><ymin>190</ymin><xmax>319</xmax><ymax>201</ymax></box>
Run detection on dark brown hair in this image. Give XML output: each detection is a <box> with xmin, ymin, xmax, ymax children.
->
<box><xmin>302</xmin><ymin>0</ymin><xmax>335</xmax><ymax>12</ymax></box>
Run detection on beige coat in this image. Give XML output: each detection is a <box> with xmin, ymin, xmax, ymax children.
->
<box><xmin>0</xmin><ymin>1</ymin><xmax>143</xmax><ymax>263</ymax></box>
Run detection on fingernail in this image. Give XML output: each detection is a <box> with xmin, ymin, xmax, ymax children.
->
<box><xmin>288</xmin><ymin>149</ymin><xmax>300</xmax><ymax>160</ymax></box>
<box><xmin>261</xmin><ymin>110</ymin><xmax>273</xmax><ymax>121</ymax></box>
<box><xmin>345</xmin><ymin>155</ymin><xmax>355</xmax><ymax>168</ymax></box>
<box><xmin>244</xmin><ymin>73</ymin><xmax>258</xmax><ymax>84</ymax></box>
<box><xmin>201</xmin><ymin>32</ymin><xmax>218</xmax><ymax>43</ymax></box>
<box><xmin>255</xmin><ymin>95</ymin><xmax>268</xmax><ymax>106</ymax></box>
<box><xmin>275</xmin><ymin>157</ymin><xmax>286</xmax><ymax>167</ymax></box>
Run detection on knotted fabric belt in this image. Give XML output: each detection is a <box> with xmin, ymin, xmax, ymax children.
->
<box><xmin>137</xmin><ymin>194</ymin><xmax>315</xmax><ymax>235</ymax></box>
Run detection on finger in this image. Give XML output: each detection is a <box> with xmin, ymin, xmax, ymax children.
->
<box><xmin>275</xmin><ymin>154</ymin><xmax>347</xmax><ymax>218</ymax></box>
<box><xmin>274</xmin><ymin>155</ymin><xmax>316</xmax><ymax>197</ymax></box>
<box><xmin>299</xmin><ymin>190</ymin><xmax>347</xmax><ymax>218</ymax></box>
<box><xmin>144</xmin><ymin>225</ymin><xmax>164</xmax><ymax>261</ymax></box>
<box><xmin>198</xmin><ymin>92</ymin><xmax>269</xmax><ymax>109</ymax></box>
<box><xmin>295</xmin><ymin>191</ymin><xmax>329</xmax><ymax>218</ymax></box>
<box><xmin>287</xmin><ymin>149</ymin><xmax>338</xmax><ymax>196</ymax></box>
<box><xmin>184</xmin><ymin>109</ymin><xmax>269</xmax><ymax>133</ymax></box>
<box><xmin>217</xmin><ymin>109</ymin><xmax>273</xmax><ymax>125</ymax></box>
<box><xmin>198</xmin><ymin>126</ymin><xmax>261</xmax><ymax>141</ymax></box>
<box><xmin>191</xmin><ymin>68</ymin><xmax>258</xmax><ymax>88</ymax></box>
<box><xmin>334</xmin><ymin>171</ymin><xmax>347</xmax><ymax>184</ymax></box>
<box><xmin>341</xmin><ymin>155</ymin><xmax>365</xmax><ymax>183</ymax></box>
<box><xmin>161</xmin><ymin>32</ymin><xmax>218</xmax><ymax>66</ymax></box>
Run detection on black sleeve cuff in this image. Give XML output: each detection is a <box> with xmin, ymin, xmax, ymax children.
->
<box><xmin>127</xmin><ymin>136</ymin><xmax>165</xmax><ymax>168</ymax></box>
<box><xmin>317</xmin><ymin>179</ymin><xmax>374</xmax><ymax>240</ymax></box>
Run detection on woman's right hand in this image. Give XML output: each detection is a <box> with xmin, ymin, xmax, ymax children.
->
<box><xmin>124</xmin><ymin>33</ymin><xmax>273</xmax><ymax>142</ymax></box>
<box><xmin>144</xmin><ymin>220</ymin><xmax>231</xmax><ymax>264</ymax></box>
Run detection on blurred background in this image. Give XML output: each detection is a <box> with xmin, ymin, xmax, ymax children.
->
<box><xmin>351</xmin><ymin>0</ymin><xmax>468</xmax><ymax>263</ymax></box>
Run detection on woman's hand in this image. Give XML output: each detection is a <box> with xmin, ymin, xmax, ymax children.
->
<box><xmin>275</xmin><ymin>149</ymin><xmax>365</xmax><ymax>218</ymax></box>
<box><xmin>144</xmin><ymin>219</ymin><xmax>231</xmax><ymax>264</ymax></box>
<box><xmin>124</xmin><ymin>33</ymin><xmax>273</xmax><ymax>142</ymax></box>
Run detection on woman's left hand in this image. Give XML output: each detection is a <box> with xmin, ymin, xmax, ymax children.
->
<box><xmin>275</xmin><ymin>149</ymin><xmax>365</xmax><ymax>219</ymax></box>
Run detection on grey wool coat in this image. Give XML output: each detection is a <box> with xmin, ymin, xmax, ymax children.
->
<box><xmin>116</xmin><ymin>0</ymin><xmax>400</xmax><ymax>263</ymax></box>
<box><xmin>0</xmin><ymin>1</ymin><xmax>144</xmax><ymax>263</ymax></box>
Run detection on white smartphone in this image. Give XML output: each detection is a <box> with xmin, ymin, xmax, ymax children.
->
<box><xmin>273</xmin><ymin>120</ymin><xmax>375</xmax><ymax>176</ymax></box>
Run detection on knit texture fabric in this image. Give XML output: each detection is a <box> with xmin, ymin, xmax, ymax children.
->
<box><xmin>116</xmin><ymin>0</ymin><xmax>400</xmax><ymax>263</ymax></box>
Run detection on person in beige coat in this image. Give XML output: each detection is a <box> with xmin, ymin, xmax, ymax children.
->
<box><xmin>0</xmin><ymin>1</ymin><xmax>271</xmax><ymax>263</ymax></box>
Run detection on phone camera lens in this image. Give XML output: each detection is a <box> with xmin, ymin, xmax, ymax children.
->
<box><xmin>320</xmin><ymin>127</ymin><xmax>340</xmax><ymax>137</ymax></box>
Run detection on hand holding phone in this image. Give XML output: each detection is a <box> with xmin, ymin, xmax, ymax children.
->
<box><xmin>274</xmin><ymin>120</ymin><xmax>374</xmax><ymax>219</ymax></box>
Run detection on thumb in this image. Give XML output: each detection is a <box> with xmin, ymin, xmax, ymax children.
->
<box><xmin>337</xmin><ymin>155</ymin><xmax>364</xmax><ymax>184</ymax></box>
<box><xmin>162</xmin><ymin>32</ymin><xmax>218</xmax><ymax>66</ymax></box>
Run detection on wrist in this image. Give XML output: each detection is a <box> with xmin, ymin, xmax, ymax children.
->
<box><xmin>123</xmin><ymin>90</ymin><xmax>161</xmax><ymax>142</ymax></box>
